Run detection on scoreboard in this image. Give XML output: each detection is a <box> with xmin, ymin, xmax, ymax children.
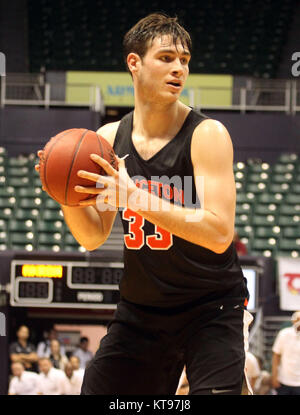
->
<box><xmin>10</xmin><ymin>260</ymin><xmax>122</xmax><ymax>309</ymax></box>
<box><xmin>9</xmin><ymin>258</ymin><xmax>261</xmax><ymax>311</ymax></box>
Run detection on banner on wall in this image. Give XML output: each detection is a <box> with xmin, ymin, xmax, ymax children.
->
<box><xmin>66</xmin><ymin>71</ymin><xmax>233</xmax><ymax>107</ymax></box>
<box><xmin>278</xmin><ymin>257</ymin><xmax>300</xmax><ymax>310</ymax></box>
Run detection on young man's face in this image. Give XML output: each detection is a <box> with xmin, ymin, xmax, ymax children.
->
<box><xmin>135</xmin><ymin>35</ymin><xmax>191</xmax><ymax>104</ymax></box>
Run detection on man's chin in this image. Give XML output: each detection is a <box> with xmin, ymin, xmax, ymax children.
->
<box><xmin>161</xmin><ymin>90</ymin><xmax>181</xmax><ymax>102</ymax></box>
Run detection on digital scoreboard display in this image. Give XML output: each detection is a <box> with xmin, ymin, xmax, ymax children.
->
<box><xmin>10</xmin><ymin>260</ymin><xmax>259</xmax><ymax>311</ymax></box>
<box><xmin>10</xmin><ymin>260</ymin><xmax>122</xmax><ymax>309</ymax></box>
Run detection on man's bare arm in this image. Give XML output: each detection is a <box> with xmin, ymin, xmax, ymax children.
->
<box><xmin>74</xmin><ymin>119</ymin><xmax>236</xmax><ymax>253</ymax></box>
<box><xmin>271</xmin><ymin>352</ymin><xmax>281</xmax><ymax>389</ymax></box>
<box><xmin>134</xmin><ymin>119</ymin><xmax>236</xmax><ymax>253</ymax></box>
<box><xmin>10</xmin><ymin>352</ymin><xmax>38</xmax><ymax>363</ymax></box>
<box><xmin>60</xmin><ymin>205</ymin><xmax>117</xmax><ymax>251</ymax></box>
<box><xmin>19</xmin><ymin>352</ymin><xmax>38</xmax><ymax>363</ymax></box>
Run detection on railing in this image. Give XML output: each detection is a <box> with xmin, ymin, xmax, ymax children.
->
<box><xmin>189</xmin><ymin>84</ymin><xmax>293</xmax><ymax>114</ymax></box>
<box><xmin>0</xmin><ymin>77</ymin><xmax>105</xmax><ymax>115</ymax></box>
<box><xmin>0</xmin><ymin>75</ymin><xmax>300</xmax><ymax>114</ymax></box>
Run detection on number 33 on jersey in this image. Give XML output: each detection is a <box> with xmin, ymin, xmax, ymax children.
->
<box><xmin>122</xmin><ymin>208</ymin><xmax>173</xmax><ymax>250</ymax></box>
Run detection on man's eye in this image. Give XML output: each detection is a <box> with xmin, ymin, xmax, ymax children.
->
<box><xmin>161</xmin><ymin>56</ymin><xmax>171</xmax><ymax>62</ymax></box>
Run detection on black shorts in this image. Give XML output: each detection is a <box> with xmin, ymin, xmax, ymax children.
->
<box><xmin>81</xmin><ymin>297</ymin><xmax>248</xmax><ymax>395</ymax></box>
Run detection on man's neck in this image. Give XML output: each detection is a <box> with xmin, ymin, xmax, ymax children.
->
<box><xmin>133</xmin><ymin>99</ymin><xmax>189</xmax><ymax>139</ymax></box>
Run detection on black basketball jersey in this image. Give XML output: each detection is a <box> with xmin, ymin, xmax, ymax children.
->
<box><xmin>113</xmin><ymin>109</ymin><xmax>248</xmax><ymax>308</ymax></box>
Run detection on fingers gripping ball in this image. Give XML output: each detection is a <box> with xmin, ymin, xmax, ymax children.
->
<box><xmin>39</xmin><ymin>129</ymin><xmax>118</xmax><ymax>206</ymax></box>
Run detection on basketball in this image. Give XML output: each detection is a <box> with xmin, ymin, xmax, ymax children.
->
<box><xmin>39</xmin><ymin>128</ymin><xmax>118</xmax><ymax>206</ymax></box>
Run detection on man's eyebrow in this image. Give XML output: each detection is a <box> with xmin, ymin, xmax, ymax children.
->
<box><xmin>156</xmin><ymin>48</ymin><xmax>191</xmax><ymax>56</ymax></box>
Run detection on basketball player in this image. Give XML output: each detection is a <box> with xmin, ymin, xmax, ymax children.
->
<box><xmin>36</xmin><ymin>13</ymin><xmax>252</xmax><ymax>394</ymax></box>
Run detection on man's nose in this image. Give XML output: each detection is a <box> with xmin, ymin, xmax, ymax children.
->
<box><xmin>171</xmin><ymin>58</ymin><xmax>184</xmax><ymax>75</ymax></box>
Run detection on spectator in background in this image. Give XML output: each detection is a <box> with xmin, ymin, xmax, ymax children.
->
<box><xmin>73</xmin><ymin>337</ymin><xmax>93</xmax><ymax>369</ymax></box>
<box><xmin>233</xmin><ymin>230</ymin><xmax>248</xmax><ymax>256</ymax></box>
<box><xmin>271</xmin><ymin>311</ymin><xmax>300</xmax><ymax>395</ymax></box>
<box><xmin>37</xmin><ymin>328</ymin><xmax>66</xmax><ymax>358</ymax></box>
<box><xmin>59</xmin><ymin>362</ymin><xmax>83</xmax><ymax>395</ymax></box>
<box><xmin>69</xmin><ymin>355</ymin><xmax>85</xmax><ymax>382</ymax></box>
<box><xmin>245</xmin><ymin>351</ymin><xmax>261</xmax><ymax>393</ymax></box>
<box><xmin>36</xmin><ymin>357</ymin><xmax>65</xmax><ymax>395</ymax></box>
<box><xmin>49</xmin><ymin>339</ymin><xmax>69</xmax><ymax>371</ymax></box>
<box><xmin>9</xmin><ymin>325</ymin><xmax>38</xmax><ymax>372</ymax></box>
<box><xmin>8</xmin><ymin>362</ymin><xmax>39</xmax><ymax>395</ymax></box>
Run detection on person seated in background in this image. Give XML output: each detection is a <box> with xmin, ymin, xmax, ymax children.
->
<box><xmin>271</xmin><ymin>311</ymin><xmax>300</xmax><ymax>395</ymax></box>
<box><xmin>58</xmin><ymin>362</ymin><xmax>83</xmax><ymax>395</ymax></box>
<box><xmin>9</xmin><ymin>325</ymin><xmax>38</xmax><ymax>372</ymax></box>
<box><xmin>233</xmin><ymin>230</ymin><xmax>248</xmax><ymax>256</ymax></box>
<box><xmin>8</xmin><ymin>362</ymin><xmax>39</xmax><ymax>395</ymax></box>
<box><xmin>73</xmin><ymin>337</ymin><xmax>93</xmax><ymax>369</ymax></box>
<box><xmin>245</xmin><ymin>351</ymin><xmax>261</xmax><ymax>393</ymax></box>
<box><xmin>69</xmin><ymin>355</ymin><xmax>85</xmax><ymax>382</ymax></box>
<box><xmin>49</xmin><ymin>339</ymin><xmax>69</xmax><ymax>371</ymax></box>
<box><xmin>37</xmin><ymin>328</ymin><xmax>66</xmax><ymax>358</ymax></box>
<box><xmin>36</xmin><ymin>357</ymin><xmax>65</xmax><ymax>395</ymax></box>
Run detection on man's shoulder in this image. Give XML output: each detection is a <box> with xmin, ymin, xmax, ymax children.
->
<box><xmin>9</xmin><ymin>342</ymin><xmax>21</xmax><ymax>353</ymax></box>
<box><xmin>280</xmin><ymin>326</ymin><xmax>293</xmax><ymax>334</ymax></box>
<box><xmin>9</xmin><ymin>341</ymin><xmax>18</xmax><ymax>348</ymax></box>
<box><xmin>9</xmin><ymin>376</ymin><xmax>18</xmax><ymax>384</ymax></box>
<box><xmin>191</xmin><ymin>117</ymin><xmax>233</xmax><ymax>166</ymax></box>
<box><xmin>24</xmin><ymin>370</ymin><xmax>39</xmax><ymax>379</ymax></box>
<box><xmin>193</xmin><ymin>118</ymin><xmax>230</xmax><ymax>141</ymax></box>
<box><xmin>96</xmin><ymin>121</ymin><xmax>121</xmax><ymax>147</ymax></box>
<box><xmin>277</xmin><ymin>326</ymin><xmax>294</xmax><ymax>341</ymax></box>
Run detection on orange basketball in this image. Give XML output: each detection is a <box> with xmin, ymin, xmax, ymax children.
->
<box><xmin>39</xmin><ymin>128</ymin><xmax>118</xmax><ymax>206</ymax></box>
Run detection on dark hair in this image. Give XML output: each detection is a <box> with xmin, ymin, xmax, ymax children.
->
<box><xmin>80</xmin><ymin>336</ymin><xmax>88</xmax><ymax>343</ymax></box>
<box><xmin>17</xmin><ymin>325</ymin><xmax>29</xmax><ymax>333</ymax></box>
<box><xmin>123</xmin><ymin>13</ymin><xmax>192</xmax><ymax>71</ymax></box>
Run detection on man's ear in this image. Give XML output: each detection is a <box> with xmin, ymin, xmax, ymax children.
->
<box><xmin>127</xmin><ymin>53</ymin><xmax>141</xmax><ymax>75</ymax></box>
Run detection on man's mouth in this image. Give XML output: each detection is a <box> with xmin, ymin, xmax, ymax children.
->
<box><xmin>166</xmin><ymin>80</ymin><xmax>182</xmax><ymax>88</ymax></box>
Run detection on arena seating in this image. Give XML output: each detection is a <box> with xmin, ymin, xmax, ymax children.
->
<box><xmin>27</xmin><ymin>0</ymin><xmax>295</xmax><ymax>77</ymax></box>
<box><xmin>234</xmin><ymin>152</ymin><xmax>300</xmax><ymax>257</ymax></box>
<box><xmin>0</xmin><ymin>146</ymin><xmax>299</xmax><ymax>257</ymax></box>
